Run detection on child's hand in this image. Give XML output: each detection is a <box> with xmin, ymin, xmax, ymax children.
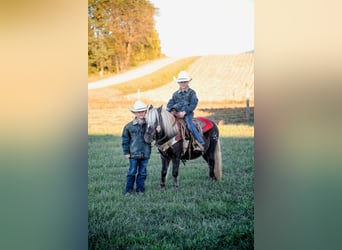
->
<box><xmin>124</xmin><ymin>154</ymin><xmax>130</xmax><ymax>159</ymax></box>
<box><xmin>156</xmin><ymin>125</ymin><xmax>161</xmax><ymax>132</ymax></box>
<box><xmin>176</xmin><ymin>111</ymin><xmax>185</xmax><ymax>118</ymax></box>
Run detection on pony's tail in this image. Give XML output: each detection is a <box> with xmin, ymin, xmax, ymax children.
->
<box><xmin>214</xmin><ymin>139</ymin><xmax>222</xmax><ymax>180</ymax></box>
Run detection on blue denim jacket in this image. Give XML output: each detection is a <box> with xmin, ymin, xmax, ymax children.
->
<box><xmin>122</xmin><ymin>118</ymin><xmax>151</xmax><ymax>159</ymax></box>
<box><xmin>166</xmin><ymin>88</ymin><xmax>198</xmax><ymax>116</ymax></box>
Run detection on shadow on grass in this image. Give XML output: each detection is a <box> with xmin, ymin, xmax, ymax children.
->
<box><xmin>198</xmin><ymin>107</ymin><xmax>254</xmax><ymax>125</ymax></box>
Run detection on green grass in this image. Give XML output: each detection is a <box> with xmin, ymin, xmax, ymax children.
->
<box><xmin>199</xmin><ymin>107</ymin><xmax>254</xmax><ymax>125</ymax></box>
<box><xmin>88</xmin><ymin>131</ymin><xmax>254</xmax><ymax>249</ymax></box>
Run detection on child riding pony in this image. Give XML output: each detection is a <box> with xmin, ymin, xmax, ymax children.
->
<box><xmin>144</xmin><ymin>105</ymin><xmax>222</xmax><ymax>188</ymax></box>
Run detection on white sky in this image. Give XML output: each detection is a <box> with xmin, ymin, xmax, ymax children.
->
<box><xmin>150</xmin><ymin>0</ymin><xmax>254</xmax><ymax>57</ymax></box>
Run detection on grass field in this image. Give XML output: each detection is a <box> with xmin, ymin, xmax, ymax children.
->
<box><xmin>88</xmin><ymin>54</ymin><xmax>254</xmax><ymax>249</ymax></box>
<box><xmin>88</xmin><ymin>135</ymin><xmax>253</xmax><ymax>249</ymax></box>
<box><xmin>88</xmin><ymin>120</ymin><xmax>254</xmax><ymax>249</ymax></box>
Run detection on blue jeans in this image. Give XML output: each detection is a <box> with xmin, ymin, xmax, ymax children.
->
<box><xmin>125</xmin><ymin>158</ymin><xmax>148</xmax><ymax>193</ymax></box>
<box><xmin>185</xmin><ymin>115</ymin><xmax>205</xmax><ymax>145</ymax></box>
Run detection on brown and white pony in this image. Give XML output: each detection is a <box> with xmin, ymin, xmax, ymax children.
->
<box><xmin>144</xmin><ymin>105</ymin><xmax>222</xmax><ymax>188</ymax></box>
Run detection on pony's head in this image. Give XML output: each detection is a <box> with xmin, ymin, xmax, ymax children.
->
<box><xmin>144</xmin><ymin>105</ymin><xmax>159</xmax><ymax>143</ymax></box>
<box><xmin>144</xmin><ymin>105</ymin><xmax>178</xmax><ymax>143</ymax></box>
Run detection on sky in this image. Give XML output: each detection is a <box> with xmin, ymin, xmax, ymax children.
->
<box><xmin>150</xmin><ymin>0</ymin><xmax>254</xmax><ymax>57</ymax></box>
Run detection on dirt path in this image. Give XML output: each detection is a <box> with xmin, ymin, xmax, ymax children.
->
<box><xmin>88</xmin><ymin>57</ymin><xmax>182</xmax><ymax>90</ymax></box>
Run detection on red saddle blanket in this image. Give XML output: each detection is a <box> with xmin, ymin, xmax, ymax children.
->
<box><xmin>195</xmin><ymin>117</ymin><xmax>213</xmax><ymax>133</ymax></box>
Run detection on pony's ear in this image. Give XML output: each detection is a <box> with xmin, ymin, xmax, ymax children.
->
<box><xmin>157</xmin><ymin>105</ymin><xmax>163</xmax><ymax>113</ymax></box>
<box><xmin>148</xmin><ymin>104</ymin><xmax>153</xmax><ymax>110</ymax></box>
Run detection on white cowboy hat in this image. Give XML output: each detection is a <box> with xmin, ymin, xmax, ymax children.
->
<box><xmin>129</xmin><ymin>100</ymin><xmax>147</xmax><ymax>113</ymax></box>
<box><xmin>173</xmin><ymin>70</ymin><xmax>192</xmax><ymax>83</ymax></box>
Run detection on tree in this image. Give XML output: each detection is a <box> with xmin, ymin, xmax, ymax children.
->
<box><xmin>88</xmin><ymin>0</ymin><xmax>161</xmax><ymax>76</ymax></box>
<box><xmin>88</xmin><ymin>0</ymin><xmax>110</xmax><ymax>75</ymax></box>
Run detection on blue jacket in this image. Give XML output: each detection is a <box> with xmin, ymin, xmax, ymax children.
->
<box><xmin>166</xmin><ymin>87</ymin><xmax>198</xmax><ymax>116</ymax></box>
<box><xmin>122</xmin><ymin>118</ymin><xmax>151</xmax><ymax>159</ymax></box>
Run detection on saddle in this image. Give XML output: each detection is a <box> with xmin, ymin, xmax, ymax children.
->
<box><xmin>157</xmin><ymin>116</ymin><xmax>213</xmax><ymax>157</ymax></box>
<box><xmin>177</xmin><ymin>116</ymin><xmax>213</xmax><ymax>155</ymax></box>
<box><xmin>195</xmin><ymin>116</ymin><xmax>214</xmax><ymax>133</ymax></box>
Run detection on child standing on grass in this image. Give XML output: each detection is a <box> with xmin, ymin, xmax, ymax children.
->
<box><xmin>122</xmin><ymin>100</ymin><xmax>151</xmax><ymax>196</ymax></box>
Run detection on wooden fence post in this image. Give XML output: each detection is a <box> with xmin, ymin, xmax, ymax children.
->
<box><xmin>245</xmin><ymin>84</ymin><xmax>250</xmax><ymax>121</ymax></box>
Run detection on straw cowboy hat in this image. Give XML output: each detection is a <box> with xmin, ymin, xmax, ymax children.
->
<box><xmin>129</xmin><ymin>100</ymin><xmax>148</xmax><ymax>113</ymax></box>
<box><xmin>173</xmin><ymin>71</ymin><xmax>192</xmax><ymax>83</ymax></box>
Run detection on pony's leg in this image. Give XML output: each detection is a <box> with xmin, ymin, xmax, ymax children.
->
<box><xmin>160</xmin><ymin>155</ymin><xmax>170</xmax><ymax>188</ymax></box>
<box><xmin>203</xmin><ymin>154</ymin><xmax>215</xmax><ymax>179</ymax></box>
<box><xmin>203</xmin><ymin>145</ymin><xmax>216</xmax><ymax>179</ymax></box>
<box><xmin>171</xmin><ymin>157</ymin><xmax>181</xmax><ymax>188</ymax></box>
<box><xmin>171</xmin><ymin>142</ymin><xmax>183</xmax><ymax>188</ymax></box>
<box><xmin>201</xmin><ymin>124</ymin><xmax>222</xmax><ymax>181</ymax></box>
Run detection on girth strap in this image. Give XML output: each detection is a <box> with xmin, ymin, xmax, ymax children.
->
<box><xmin>157</xmin><ymin>136</ymin><xmax>177</xmax><ymax>152</ymax></box>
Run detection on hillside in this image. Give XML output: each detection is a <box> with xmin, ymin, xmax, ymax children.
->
<box><xmin>126</xmin><ymin>53</ymin><xmax>254</xmax><ymax>103</ymax></box>
<box><xmin>88</xmin><ymin>53</ymin><xmax>254</xmax><ymax>134</ymax></box>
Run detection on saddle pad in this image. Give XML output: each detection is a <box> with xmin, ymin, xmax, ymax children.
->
<box><xmin>196</xmin><ymin>117</ymin><xmax>213</xmax><ymax>132</ymax></box>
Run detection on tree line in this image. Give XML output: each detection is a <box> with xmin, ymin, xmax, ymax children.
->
<box><xmin>88</xmin><ymin>0</ymin><xmax>162</xmax><ymax>76</ymax></box>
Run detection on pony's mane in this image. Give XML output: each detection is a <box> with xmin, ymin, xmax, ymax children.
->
<box><xmin>159</xmin><ymin>108</ymin><xmax>178</xmax><ymax>137</ymax></box>
<box><xmin>147</xmin><ymin>107</ymin><xmax>178</xmax><ymax>138</ymax></box>
<box><xmin>146</xmin><ymin>108</ymin><xmax>159</xmax><ymax>127</ymax></box>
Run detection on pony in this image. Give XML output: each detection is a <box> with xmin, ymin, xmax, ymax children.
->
<box><xmin>144</xmin><ymin>105</ymin><xmax>222</xmax><ymax>188</ymax></box>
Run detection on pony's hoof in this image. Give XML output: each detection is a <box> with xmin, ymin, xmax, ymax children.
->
<box><xmin>208</xmin><ymin>176</ymin><xmax>216</xmax><ymax>180</ymax></box>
